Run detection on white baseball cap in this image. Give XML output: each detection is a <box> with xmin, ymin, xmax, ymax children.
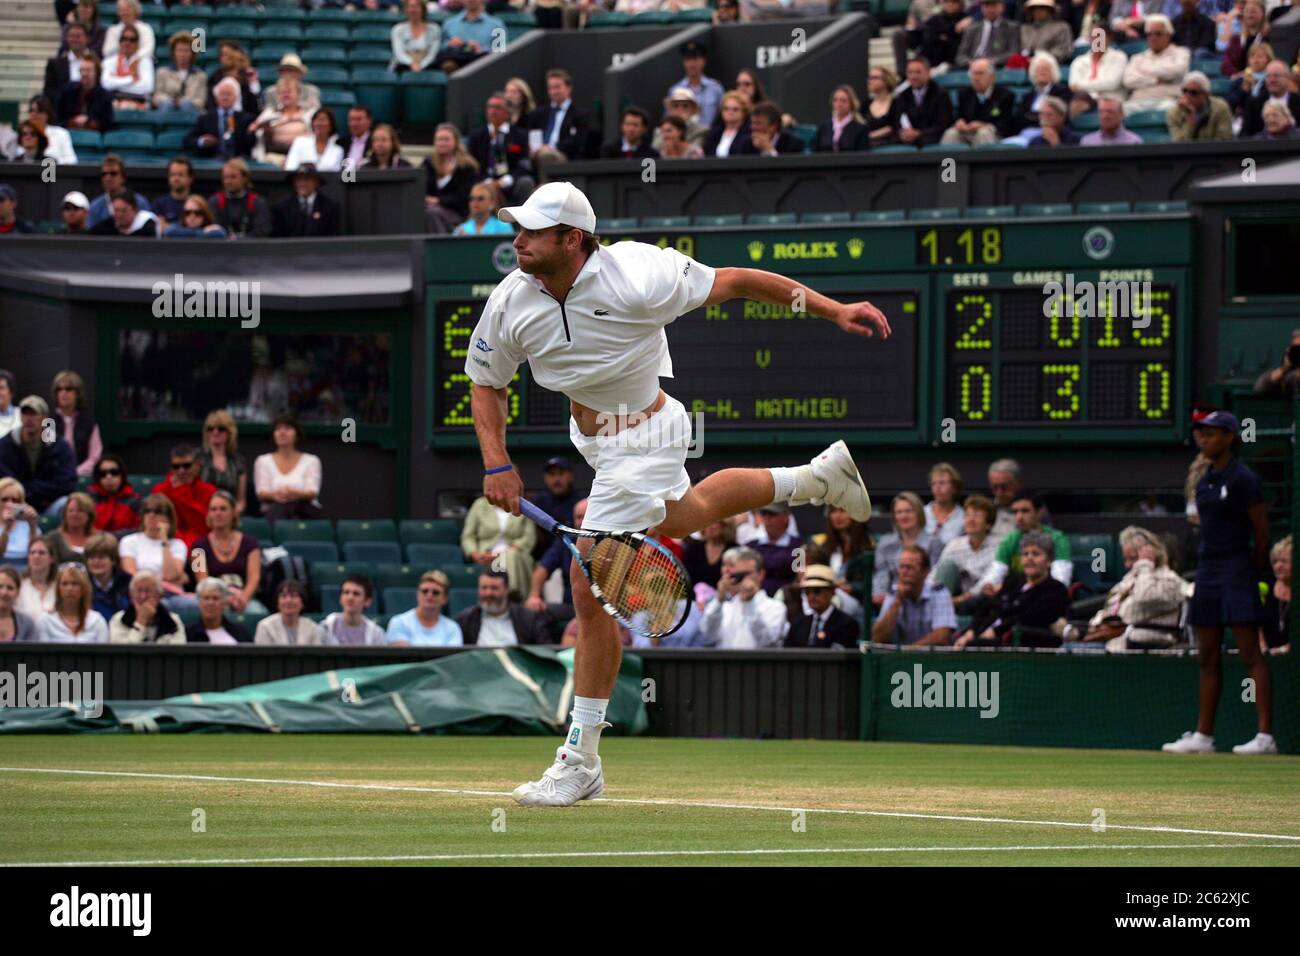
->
<box><xmin>499</xmin><ymin>181</ymin><xmax>596</xmax><ymax>233</ymax></box>
<box><xmin>62</xmin><ymin>191</ymin><xmax>90</xmax><ymax>210</ymax></box>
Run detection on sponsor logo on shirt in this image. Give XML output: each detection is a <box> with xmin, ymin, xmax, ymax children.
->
<box><xmin>475</xmin><ymin>337</ymin><xmax>494</xmax><ymax>353</ymax></box>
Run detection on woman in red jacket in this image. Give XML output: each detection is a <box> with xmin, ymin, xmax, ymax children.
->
<box><xmin>89</xmin><ymin>453</ymin><xmax>141</xmax><ymax>534</ymax></box>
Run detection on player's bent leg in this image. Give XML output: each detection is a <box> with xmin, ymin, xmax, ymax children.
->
<box><xmin>656</xmin><ymin>439</ymin><xmax>873</xmax><ymax>538</ymax></box>
<box><xmin>511</xmin><ymin>557</ymin><xmax>613</xmax><ymax>807</ymax></box>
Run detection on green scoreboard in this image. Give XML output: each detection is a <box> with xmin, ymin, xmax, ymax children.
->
<box><xmin>426</xmin><ymin>215</ymin><xmax>1191</xmax><ymax>447</ymax></box>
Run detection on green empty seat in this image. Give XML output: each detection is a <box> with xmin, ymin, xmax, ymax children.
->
<box><xmin>252</xmin><ymin>44</ymin><xmax>296</xmax><ymax>64</ymax></box>
<box><xmin>1019</xmin><ymin>202</ymin><xmax>1073</xmax><ymax>216</ymax></box>
<box><xmin>963</xmin><ymin>205</ymin><xmax>1015</xmax><ymax>218</ymax></box>
<box><xmin>854</xmin><ymin>209</ymin><xmax>906</xmax><ymax>221</ymax></box>
<box><xmin>640</xmin><ymin>215</ymin><xmax>690</xmax><ymax>228</ymax></box>
<box><xmin>342</xmin><ymin>541</ymin><xmax>403</xmax><ymax>565</ymax></box>
<box><xmin>1072</xmin><ymin>111</ymin><xmax>1102</xmax><ymax>130</ymax></box>
<box><xmin>238</xmin><ymin>516</ymin><xmax>272</xmax><ymax>541</ymax></box>
<box><xmin>352</xmin><ymin>45</ymin><xmax>394</xmax><ymax>65</ymax></box>
<box><xmin>318</xmin><ymin>584</ymin><xmax>344</xmax><ymax>614</ymax></box>
<box><xmin>1067</xmin><ymin>534</ymin><xmax>1117</xmax><ymax>581</ymax></box>
<box><xmin>258</xmin><ymin>24</ymin><xmax>304</xmax><ymax>41</ymax></box>
<box><xmin>69</xmin><ymin>129</ymin><xmax>102</xmax><ymax>150</ymax></box>
<box><xmin>274</xmin><ymin>519</ymin><xmax>335</xmax><ymax>543</ymax></box>
<box><xmin>336</xmin><ymin>519</ymin><xmax>399</xmax><ymax>543</ymax></box>
<box><xmin>400</xmin><ymin>70</ymin><xmax>447</xmax><ymax>125</ymax></box>
<box><xmin>211</xmin><ymin>22</ymin><xmax>257</xmax><ymax>42</ymax></box>
<box><xmin>257</xmin><ymin>64</ymin><xmax>280</xmax><ymax>86</ymax></box>
<box><xmin>439</xmin><ymin>567</ymin><xmax>481</xmax><ymax>590</ymax></box>
<box><xmin>692</xmin><ymin>214</ymin><xmax>743</xmax><ymax>227</ymax></box>
<box><xmin>282</xmin><ymin>540</ymin><xmax>340</xmax><ymax>565</ymax></box>
<box><xmin>1134</xmin><ymin>200</ymin><xmax>1188</xmax><ymax>213</ymax></box>
<box><xmin>447</xmin><ymin>587</ymin><xmax>478</xmax><ymax>614</ymax></box>
<box><xmin>1197</xmin><ymin>60</ymin><xmax>1223</xmax><ymax>78</ymax></box>
<box><xmin>671</xmin><ymin>8</ymin><xmax>714</xmax><ymax>21</ymax></box>
<box><xmin>158</xmin><ymin>111</ymin><xmax>196</xmax><ymax>127</ymax></box>
<box><xmin>374</xmin><ymin>563</ymin><xmax>423</xmax><ymax>590</ymax></box>
<box><xmin>352</xmin><ymin>23</ymin><xmax>396</xmax><ymax>43</ymax></box>
<box><xmin>156</xmin><ymin>129</ymin><xmax>188</xmax><ymax>151</ymax></box>
<box><xmin>1139</xmin><ymin>129</ymin><xmax>1171</xmax><ymax>143</ymax></box>
<box><xmin>800</xmin><ymin>211</ymin><xmax>851</xmax><ymax>224</ymax></box>
<box><xmin>399</xmin><ymin>519</ymin><xmax>460</xmax><ymax>547</ymax></box>
<box><xmin>212</xmin><ymin>6</ymin><xmax>259</xmax><ymax>21</ymax></box>
<box><xmin>586</xmin><ymin>11</ymin><xmax>630</xmax><ymax>27</ymax></box>
<box><xmin>113</xmin><ymin>110</ymin><xmax>158</xmax><ymax>128</ymax></box>
<box><xmin>600</xmin><ymin>217</ymin><xmax>639</xmax><ymax>230</ymax></box>
<box><xmin>1076</xmin><ymin>201</ymin><xmax>1132</xmax><ymax>215</ymax></box>
<box><xmin>381</xmin><ymin>587</ymin><xmax>418</xmax><ymax>615</ymax></box>
<box><xmin>1210</xmin><ymin>77</ymin><xmax>1234</xmax><ymax>96</ymax></box>
<box><xmin>745</xmin><ymin>213</ymin><xmax>798</xmax><ymax>226</ymax></box>
<box><xmin>908</xmin><ymin>207</ymin><xmax>962</xmax><ymax>220</ymax></box>
<box><xmin>995</xmin><ymin>68</ymin><xmax>1027</xmax><ymax>86</ymax></box>
<box><xmin>630</xmin><ymin>10</ymin><xmax>672</xmax><ymax>23</ymax></box>
<box><xmin>312</xmin><ymin>8</ymin><xmax>352</xmax><ymax>21</ymax></box>
<box><xmin>104</xmin><ymin>129</ymin><xmax>155</xmax><ymax>150</ymax></box>
<box><xmin>321</xmin><ymin>89</ymin><xmax>357</xmax><ymax>129</ymax></box>
<box><xmin>305</xmin><ymin>24</ymin><xmax>350</xmax><ymax>43</ymax></box>
<box><xmin>311</xmin><ymin>65</ymin><xmax>351</xmax><ymax>85</ymax></box>
<box><xmin>304</xmin><ymin>45</ymin><xmax>349</xmax><ymax>64</ymax></box>
<box><xmin>39</xmin><ymin>514</ymin><xmax>60</xmax><ymax>533</ymax></box>
<box><xmin>407</xmin><ymin>543</ymin><xmax>465</xmax><ymax>567</ymax></box>
<box><xmin>261</xmin><ymin>8</ymin><xmax>308</xmax><ymax>23</ymax></box>
<box><xmin>872</xmin><ymin>144</ymin><xmax>918</xmax><ymax>154</ymax></box>
<box><xmin>351</xmin><ymin>67</ymin><xmax>401</xmax><ymax>124</ymax></box>
<box><xmin>1126</xmin><ymin>109</ymin><xmax>1168</xmax><ymax>129</ymax></box>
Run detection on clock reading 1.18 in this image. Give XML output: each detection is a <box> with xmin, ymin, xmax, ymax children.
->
<box><xmin>917</xmin><ymin>227</ymin><xmax>1004</xmax><ymax>267</ymax></box>
<box><xmin>944</xmin><ymin>286</ymin><xmax>1176</xmax><ymax>426</ymax></box>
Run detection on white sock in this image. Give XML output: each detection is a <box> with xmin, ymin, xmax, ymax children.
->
<box><xmin>768</xmin><ymin>467</ymin><xmax>797</xmax><ymax>502</ymax></box>
<box><xmin>565</xmin><ymin>696</ymin><xmax>609</xmax><ymax>757</ymax></box>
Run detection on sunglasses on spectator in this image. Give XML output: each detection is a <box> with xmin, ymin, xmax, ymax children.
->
<box><xmin>96</xmin><ymin>468</ymin><xmax>122</xmax><ymax>478</ymax></box>
<box><xmin>171</xmin><ymin>460</ymin><xmax>195</xmax><ymax>470</ymax></box>
<box><xmin>184</xmin><ymin>208</ymin><xmax>204</xmax><ymax>217</ymax></box>
<box><xmin>101</xmin><ymin>169</ymin><xmax>122</xmax><ymax>178</ymax></box>
<box><xmin>206</xmin><ymin>423</ymin><xmax>227</xmax><ymax>431</ymax></box>
<box><xmin>419</xmin><ymin>586</ymin><xmax>445</xmax><ymax>595</ymax></box>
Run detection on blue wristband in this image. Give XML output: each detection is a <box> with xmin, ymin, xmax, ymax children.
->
<box><xmin>484</xmin><ymin>464</ymin><xmax>513</xmax><ymax>475</ymax></box>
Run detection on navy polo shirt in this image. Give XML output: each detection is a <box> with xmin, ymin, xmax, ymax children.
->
<box><xmin>1195</xmin><ymin>458</ymin><xmax>1263</xmax><ymax>559</ymax></box>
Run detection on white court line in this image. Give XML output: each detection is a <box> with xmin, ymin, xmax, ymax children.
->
<box><xmin>3</xmin><ymin>765</ymin><xmax>1300</xmax><ymax>844</ymax></box>
<box><xmin>5</xmin><ymin>844</ymin><xmax>1298</xmax><ymax>867</ymax></box>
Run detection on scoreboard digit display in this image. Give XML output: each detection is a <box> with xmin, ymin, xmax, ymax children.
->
<box><xmin>941</xmin><ymin>271</ymin><xmax>1182</xmax><ymax>438</ymax></box>
<box><xmin>434</xmin><ymin>291</ymin><xmax>921</xmax><ymax>436</ymax></box>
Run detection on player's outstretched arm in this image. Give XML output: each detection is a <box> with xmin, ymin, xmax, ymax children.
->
<box><xmin>703</xmin><ymin>267</ymin><xmax>892</xmax><ymax>340</ymax></box>
<box><xmin>471</xmin><ymin>383</ymin><xmax>524</xmax><ymax>516</ymax></box>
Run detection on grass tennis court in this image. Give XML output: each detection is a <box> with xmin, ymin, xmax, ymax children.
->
<box><xmin>1</xmin><ymin>736</ymin><xmax>1297</xmax><ymax>867</ymax></box>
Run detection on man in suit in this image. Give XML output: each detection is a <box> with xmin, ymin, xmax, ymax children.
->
<box><xmin>734</xmin><ymin>102</ymin><xmax>805</xmax><ymax>155</ymax></box>
<box><xmin>599</xmin><ymin>107</ymin><xmax>659</xmax><ymax>160</ymax></box>
<box><xmin>336</xmin><ymin>106</ymin><xmax>373</xmax><ymax>173</ymax></box>
<box><xmin>44</xmin><ymin>21</ymin><xmax>90</xmax><ymax>99</ymax></box>
<box><xmin>456</xmin><ymin>570</ymin><xmax>550</xmax><ymax>646</ymax></box>
<box><xmin>1241</xmin><ymin>59</ymin><xmax>1300</xmax><ymax>137</ymax></box>
<box><xmin>467</xmin><ymin>92</ymin><xmax>535</xmax><ymax>204</ymax></box>
<box><xmin>528</xmin><ymin>68</ymin><xmax>593</xmax><ymax>163</ymax></box>
<box><xmin>955</xmin><ymin>0</ymin><xmax>1021</xmax><ymax>69</ymax></box>
<box><xmin>271</xmin><ymin>165</ymin><xmax>341</xmax><ymax>238</ymax></box>
<box><xmin>57</xmin><ymin>55</ymin><xmax>113</xmax><ymax>132</ymax></box>
<box><xmin>784</xmin><ymin>565</ymin><xmax>860</xmax><ymax>648</ymax></box>
<box><xmin>942</xmin><ymin>58</ymin><xmax>1018</xmax><ymax>145</ymax></box>
<box><xmin>894</xmin><ymin>56</ymin><xmax>956</xmax><ymax>146</ymax></box>
<box><xmin>183</xmin><ymin>77</ymin><xmax>255</xmax><ymax>160</ymax></box>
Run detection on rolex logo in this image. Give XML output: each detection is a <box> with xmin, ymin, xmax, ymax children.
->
<box><xmin>747</xmin><ymin>240</ymin><xmax>764</xmax><ymax>262</ymax></box>
<box><xmin>847</xmin><ymin>237</ymin><xmax>864</xmax><ymax>259</ymax></box>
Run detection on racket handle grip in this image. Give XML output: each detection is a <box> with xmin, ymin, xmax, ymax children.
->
<box><xmin>518</xmin><ymin>498</ymin><xmax>559</xmax><ymax>534</ymax></box>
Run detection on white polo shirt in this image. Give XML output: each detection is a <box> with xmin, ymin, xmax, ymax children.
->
<box><xmin>464</xmin><ymin>241</ymin><xmax>717</xmax><ymax>414</ymax></box>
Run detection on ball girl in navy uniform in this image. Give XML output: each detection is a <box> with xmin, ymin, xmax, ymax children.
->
<box><xmin>1163</xmin><ymin>410</ymin><xmax>1277</xmax><ymax>755</ymax></box>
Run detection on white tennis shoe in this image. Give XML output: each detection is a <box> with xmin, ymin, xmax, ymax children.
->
<box><xmin>512</xmin><ymin>745</ymin><xmax>605</xmax><ymax>807</ymax></box>
<box><xmin>1231</xmin><ymin>733</ymin><xmax>1278</xmax><ymax>755</ymax></box>
<box><xmin>1161</xmin><ymin>731</ymin><xmax>1216</xmax><ymax>754</ymax></box>
<box><xmin>794</xmin><ymin>440</ymin><xmax>872</xmax><ymax>522</ymax></box>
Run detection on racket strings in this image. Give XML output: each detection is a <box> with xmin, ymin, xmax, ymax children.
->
<box><xmin>588</xmin><ymin>537</ymin><xmax>689</xmax><ymax>636</ymax></box>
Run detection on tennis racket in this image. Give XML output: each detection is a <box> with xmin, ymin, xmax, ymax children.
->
<box><xmin>518</xmin><ymin>499</ymin><xmax>691</xmax><ymax>639</ymax></box>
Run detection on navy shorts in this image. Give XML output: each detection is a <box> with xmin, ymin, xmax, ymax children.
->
<box><xmin>1189</xmin><ymin>555</ymin><xmax>1265</xmax><ymax>627</ymax></box>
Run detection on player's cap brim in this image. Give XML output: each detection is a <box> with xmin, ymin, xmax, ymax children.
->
<box><xmin>499</xmin><ymin>205</ymin><xmax>559</xmax><ymax>230</ymax></box>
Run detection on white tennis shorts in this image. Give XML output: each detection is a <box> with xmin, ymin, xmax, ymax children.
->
<box><xmin>568</xmin><ymin>393</ymin><xmax>693</xmax><ymax>532</ymax></box>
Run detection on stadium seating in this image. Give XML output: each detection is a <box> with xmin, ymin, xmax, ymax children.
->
<box><xmin>1019</xmin><ymin>203</ymin><xmax>1074</xmax><ymax>216</ymax></box>
<box><xmin>406</xmin><ymin>543</ymin><xmax>466</xmax><ymax>567</ymax></box>
<box><xmin>693</xmin><ymin>214</ymin><xmax>744</xmax><ymax>227</ymax></box>
<box><xmin>309</xmin><ymin>561</ymin><xmax>375</xmax><ymax>596</ymax></box>
<box><xmin>283</xmin><ymin>540</ymin><xmax>340</xmax><ymax>565</ymax></box>
<box><xmin>342</xmin><ymin>541</ymin><xmax>403</xmax><ymax>566</ymax></box>
<box><xmin>351</xmin><ymin>68</ymin><xmax>401</xmax><ymax>124</ymax></box>
<box><xmin>400</xmin><ymin>71</ymin><xmax>448</xmax><ymax>126</ymax></box>
<box><xmin>800</xmin><ymin>211</ymin><xmax>851</xmax><ymax>224</ymax></box>
<box><xmin>854</xmin><ymin>209</ymin><xmax>905</xmax><ymax>221</ymax></box>
<box><xmin>908</xmin><ymin>207</ymin><xmax>961</xmax><ymax>220</ymax></box>
<box><xmin>1076</xmin><ymin>201</ymin><xmax>1133</xmax><ymax>215</ymax></box>
<box><xmin>447</xmin><ymin>587</ymin><xmax>479</xmax><ymax>614</ymax></box>
<box><xmin>745</xmin><ymin>213</ymin><xmax>798</xmax><ymax>226</ymax></box>
<box><xmin>336</xmin><ymin>519</ymin><xmax>399</xmax><ymax>544</ymax></box>
<box><xmin>374</xmin><ymin>564</ymin><xmax>423</xmax><ymax>590</ymax></box>
<box><xmin>1068</xmin><ymin>533</ymin><xmax>1119</xmax><ymax>582</ymax></box>
<box><xmin>273</xmin><ymin>520</ymin><xmax>335</xmax><ymax>543</ymax></box>
<box><xmin>439</xmin><ymin>566</ymin><xmax>482</xmax><ymax>590</ymax></box>
<box><xmin>640</xmin><ymin>216</ymin><xmax>691</xmax><ymax>228</ymax></box>
<box><xmin>381</xmin><ymin>587</ymin><xmax>418</xmax><ymax>615</ymax></box>
<box><xmin>398</xmin><ymin>519</ymin><xmax>460</xmax><ymax>547</ymax></box>
<box><xmin>1134</xmin><ymin>200</ymin><xmax>1188</xmax><ymax>213</ymax></box>
<box><xmin>963</xmin><ymin>206</ymin><xmax>1015</xmax><ymax>218</ymax></box>
<box><xmin>600</xmin><ymin>217</ymin><xmax>639</xmax><ymax>231</ymax></box>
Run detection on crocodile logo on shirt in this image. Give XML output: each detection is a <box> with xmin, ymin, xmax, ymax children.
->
<box><xmin>594</xmin><ymin>309</ymin><xmax>609</xmax><ymax>315</ymax></box>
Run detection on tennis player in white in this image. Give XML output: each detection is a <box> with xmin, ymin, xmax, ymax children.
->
<box><xmin>466</xmin><ymin>182</ymin><xmax>891</xmax><ymax>806</ymax></box>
